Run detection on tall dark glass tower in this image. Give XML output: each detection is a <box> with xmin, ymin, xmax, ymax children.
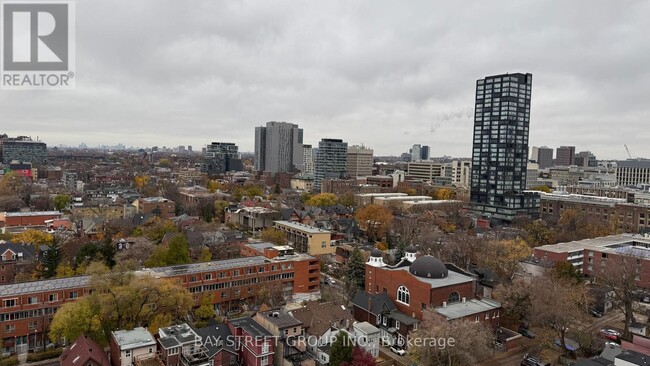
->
<box><xmin>470</xmin><ymin>73</ymin><xmax>539</xmax><ymax>221</ymax></box>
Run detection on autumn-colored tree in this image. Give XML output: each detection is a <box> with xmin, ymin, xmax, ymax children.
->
<box><xmin>433</xmin><ymin>188</ymin><xmax>455</xmax><ymax>200</ymax></box>
<box><xmin>493</xmin><ymin>277</ymin><xmax>533</xmax><ymax>324</ymax></box>
<box><xmin>12</xmin><ymin>229</ymin><xmax>53</xmax><ymax>247</ymax></box>
<box><xmin>134</xmin><ymin>175</ymin><xmax>151</xmax><ymax>192</ymax></box>
<box><xmin>339</xmin><ymin>191</ymin><xmax>356</xmax><ymax>208</ymax></box>
<box><xmin>355</xmin><ymin>204</ymin><xmax>393</xmax><ymax>241</ymax></box>
<box><xmin>550</xmin><ymin>261</ymin><xmax>583</xmax><ymax>284</ymax></box>
<box><xmin>305</xmin><ymin>193</ymin><xmax>339</xmax><ymax>207</ymax></box>
<box><xmin>0</xmin><ymin>195</ymin><xmax>24</xmax><ymax>211</ymax></box>
<box><xmin>0</xmin><ymin>172</ymin><xmax>25</xmax><ymax>196</ymax></box>
<box><xmin>214</xmin><ymin>200</ymin><xmax>230</xmax><ymax>223</ymax></box>
<box><xmin>195</xmin><ymin>293</ymin><xmax>215</xmax><ymax>328</ymax></box>
<box><xmin>555</xmin><ymin>209</ymin><xmax>617</xmax><ymax>243</ymax></box>
<box><xmin>479</xmin><ymin>239</ymin><xmax>531</xmax><ymax>281</ymax></box>
<box><xmin>90</xmin><ymin>267</ymin><xmax>193</xmax><ymax>335</ymax></box>
<box><xmin>49</xmin><ymin>297</ymin><xmax>105</xmax><ymax>345</ymax></box>
<box><xmin>341</xmin><ymin>347</ymin><xmax>377</xmax><ymax>366</ymax></box>
<box><xmin>55</xmin><ymin>262</ymin><xmax>75</xmax><ymax>278</ymax></box>
<box><xmin>409</xmin><ymin>310</ymin><xmax>494</xmax><ymax>366</ymax></box>
<box><xmin>138</xmin><ymin>217</ymin><xmax>178</xmax><ymax>243</ymax></box>
<box><xmin>198</xmin><ymin>247</ymin><xmax>212</xmax><ymax>262</ymax></box>
<box><xmin>524</xmin><ymin>219</ymin><xmax>556</xmax><ymax>246</ymax></box>
<box><xmin>261</xmin><ymin>227</ymin><xmax>286</xmax><ymax>245</ymax></box>
<box><xmin>531</xmin><ymin>185</ymin><xmax>552</xmax><ymax>193</ymax></box>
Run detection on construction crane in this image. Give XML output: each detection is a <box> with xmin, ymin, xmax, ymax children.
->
<box><xmin>625</xmin><ymin>145</ymin><xmax>633</xmax><ymax>159</ymax></box>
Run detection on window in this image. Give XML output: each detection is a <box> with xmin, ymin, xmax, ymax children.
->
<box><xmin>262</xmin><ymin>341</ymin><xmax>269</xmax><ymax>353</ymax></box>
<box><xmin>448</xmin><ymin>291</ymin><xmax>460</xmax><ymax>303</ymax></box>
<box><xmin>261</xmin><ymin>356</ymin><xmax>268</xmax><ymax>366</ymax></box>
<box><xmin>485</xmin><ymin>313</ymin><xmax>489</xmax><ymax>320</ymax></box>
<box><xmin>376</xmin><ymin>315</ymin><xmax>381</xmax><ymax>325</ymax></box>
<box><xmin>125</xmin><ymin>350</ymin><xmax>131</xmax><ymax>357</ymax></box>
<box><xmin>321</xmin><ymin>241</ymin><xmax>326</xmax><ymax>248</ymax></box>
<box><xmin>190</xmin><ymin>275</ymin><xmax>197</xmax><ymax>282</ymax></box>
<box><xmin>28</xmin><ymin>297</ymin><xmax>38</xmax><ymax>304</ymax></box>
<box><xmin>233</xmin><ymin>270</ymin><xmax>239</xmax><ymax>277</ymax></box>
<box><xmin>397</xmin><ymin>286</ymin><xmax>410</xmax><ymax>305</ymax></box>
<box><xmin>5</xmin><ymin>324</ymin><xmax>15</xmax><ymax>333</ymax></box>
<box><xmin>48</xmin><ymin>294</ymin><xmax>57</xmax><ymax>302</ymax></box>
<box><xmin>475</xmin><ymin>316</ymin><xmax>479</xmax><ymax>323</ymax></box>
<box><xmin>205</xmin><ymin>273</ymin><xmax>212</xmax><ymax>280</ymax></box>
<box><xmin>69</xmin><ymin>291</ymin><xmax>78</xmax><ymax>299</ymax></box>
<box><xmin>3</xmin><ymin>299</ymin><xmax>16</xmax><ymax>307</ymax></box>
<box><xmin>422</xmin><ymin>303</ymin><xmax>426</xmax><ymax>310</ymax></box>
<box><xmin>29</xmin><ymin>321</ymin><xmax>38</xmax><ymax>330</ymax></box>
<box><xmin>396</xmin><ymin>321</ymin><xmax>400</xmax><ymax>330</ymax></box>
<box><xmin>149</xmin><ymin>348</ymin><xmax>152</xmax><ymax>353</ymax></box>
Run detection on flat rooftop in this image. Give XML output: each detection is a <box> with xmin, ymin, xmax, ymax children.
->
<box><xmin>434</xmin><ymin>298</ymin><xmax>501</xmax><ymax>320</ymax></box>
<box><xmin>112</xmin><ymin>327</ymin><xmax>156</xmax><ymax>349</ymax></box>
<box><xmin>273</xmin><ymin>221</ymin><xmax>331</xmax><ymax>234</ymax></box>
<box><xmin>5</xmin><ymin>211</ymin><xmax>61</xmax><ymax>217</ymax></box>
<box><xmin>355</xmin><ymin>193</ymin><xmax>408</xmax><ymax>198</ymax></box>
<box><xmin>374</xmin><ymin>196</ymin><xmax>432</xmax><ymax>202</ymax></box>
<box><xmin>147</xmin><ymin>256</ymin><xmax>268</xmax><ymax>277</ymax></box>
<box><xmin>535</xmin><ymin>233</ymin><xmax>650</xmax><ymax>254</ymax></box>
<box><xmin>0</xmin><ymin>275</ymin><xmax>90</xmax><ymax>296</ymax></box>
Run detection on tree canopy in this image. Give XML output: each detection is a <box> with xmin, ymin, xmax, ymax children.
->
<box><xmin>354</xmin><ymin>204</ymin><xmax>393</xmax><ymax>241</ymax></box>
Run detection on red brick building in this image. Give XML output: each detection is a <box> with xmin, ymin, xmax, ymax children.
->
<box><xmin>534</xmin><ymin>233</ymin><xmax>650</xmax><ymax>288</ymax></box>
<box><xmin>0</xmin><ymin>249</ymin><xmax>320</xmax><ymax>355</ymax></box>
<box><xmin>60</xmin><ymin>335</ymin><xmax>110</xmax><ymax>366</ymax></box>
<box><xmin>0</xmin><ymin>211</ymin><xmax>62</xmax><ymax>230</ymax></box>
<box><xmin>0</xmin><ymin>242</ymin><xmax>39</xmax><ymax>284</ymax></box>
<box><xmin>227</xmin><ymin>317</ymin><xmax>274</xmax><ymax>366</ymax></box>
<box><xmin>364</xmin><ymin>246</ymin><xmax>501</xmax><ymax>342</ymax></box>
<box><xmin>133</xmin><ymin>197</ymin><xmax>176</xmax><ymax>219</ymax></box>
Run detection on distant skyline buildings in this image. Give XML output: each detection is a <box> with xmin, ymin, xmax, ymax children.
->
<box><xmin>555</xmin><ymin>146</ymin><xmax>576</xmax><ymax>166</ymax></box>
<box><xmin>202</xmin><ymin>142</ymin><xmax>242</xmax><ymax>175</ymax></box>
<box><xmin>254</xmin><ymin>121</ymin><xmax>304</xmax><ymax>174</ymax></box>
<box><xmin>347</xmin><ymin>145</ymin><xmax>374</xmax><ymax>178</ymax></box>
<box><xmin>314</xmin><ymin>138</ymin><xmax>348</xmax><ymax>191</ymax></box>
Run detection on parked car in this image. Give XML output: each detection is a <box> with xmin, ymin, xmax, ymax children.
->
<box><xmin>598</xmin><ymin>328</ymin><xmax>621</xmax><ymax>341</ymax></box>
<box><xmin>390</xmin><ymin>346</ymin><xmax>406</xmax><ymax>356</ymax></box>
<box><xmin>518</xmin><ymin>327</ymin><xmax>536</xmax><ymax>338</ymax></box>
<box><xmin>589</xmin><ymin>308</ymin><xmax>604</xmax><ymax>317</ymax></box>
<box><xmin>521</xmin><ymin>355</ymin><xmax>550</xmax><ymax>366</ymax></box>
<box><xmin>643</xmin><ymin>296</ymin><xmax>650</xmax><ymax>303</ymax></box>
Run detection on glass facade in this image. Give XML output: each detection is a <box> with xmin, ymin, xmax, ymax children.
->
<box><xmin>470</xmin><ymin>73</ymin><xmax>539</xmax><ymax>221</ymax></box>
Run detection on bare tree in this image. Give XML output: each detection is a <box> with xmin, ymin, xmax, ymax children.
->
<box><xmin>597</xmin><ymin>254</ymin><xmax>642</xmax><ymax>340</ymax></box>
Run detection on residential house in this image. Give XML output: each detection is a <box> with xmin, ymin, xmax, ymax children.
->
<box><xmin>60</xmin><ymin>335</ymin><xmax>110</xmax><ymax>366</ymax></box>
<box><xmin>253</xmin><ymin>310</ymin><xmax>310</xmax><ymax>366</ymax></box>
<box><xmin>0</xmin><ymin>242</ymin><xmax>38</xmax><ymax>284</ymax></box>
<box><xmin>289</xmin><ymin>301</ymin><xmax>354</xmax><ymax>365</ymax></box>
<box><xmin>227</xmin><ymin>317</ymin><xmax>274</xmax><ymax>366</ymax></box>
<box><xmin>352</xmin><ymin>322</ymin><xmax>380</xmax><ymax>358</ymax></box>
<box><xmin>351</xmin><ymin>292</ymin><xmax>418</xmax><ymax>348</ymax></box>
<box><xmin>109</xmin><ymin>327</ymin><xmax>157</xmax><ymax>366</ymax></box>
<box><xmin>157</xmin><ymin>323</ymin><xmax>238</xmax><ymax>366</ymax></box>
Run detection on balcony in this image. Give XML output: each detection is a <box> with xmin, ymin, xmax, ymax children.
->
<box><xmin>180</xmin><ymin>346</ymin><xmax>212</xmax><ymax>366</ymax></box>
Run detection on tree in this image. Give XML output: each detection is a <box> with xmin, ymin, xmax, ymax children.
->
<box><xmin>12</xmin><ymin>229</ymin><xmax>53</xmax><ymax>247</ymax></box>
<box><xmin>134</xmin><ymin>175</ymin><xmax>151</xmax><ymax>192</ymax></box>
<box><xmin>355</xmin><ymin>204</ymin><xmax>393</xmax><ymax>241</ymax></box>
<box><xmin>531</xmin><ymin>185</ymin><xmax>552</xmax><ymax>193</ymax></box>
<box><xmin>198</xmin><ymin>247</ymin><xmax>212</xmax><ymax>262</ymax></box>
<box><xmin>342</xmin><ymin>347</ymin><xmax>377</xmax><ymax>366</ymax></box>
<box><xmin>433</xmin><ymin>188</ymin><xmax>455</xmax><ymax>200</ymax></box>
<box><xmin>409</xmin><ymin>311</ymin><xmax>493</xmax><ymax>366</ymax></box>
<box><xmin>41</xmin><ymin>236</ymin><xmax>63</xmax><ymax>278</ymax></box>
<box><xmin>206</xmin><ymin>180</ymin><xmax>223</xmax><ymax>193</ymax></box>
<box><xmin>479</xmin><ymin>239</ymin><xmax>531</xmax><ymax>282</ymax></box>
<box><xmin>527</xmin><ymin>276</ymin><xmax>590</xmax><ymax>353</ymax></box>
<box><xmin>493</xmin><ymin>277</ymin><xmax>533</xmax><ymax>324</ymax></box>
<box><xmin>90</xmin><ymin>268</ymin><xmax>193</xmax><ymax>336</ymax></box>
<box><xmin>166</xmin><ymin>235</ymin><xmax>191</xmax><ymax>265</ymax></box>
<box><xmin>550</xmin><ymin>261</ymin><xmax>583</xmax><ymax>284</ymax></box>
<box><xmin>49</xmin><ymin>297</ymin><xmax>105</xmax><ymax>345</ymax></box>
<box><xmin>214</xmin><ymin>200</ymin><xmax>229</xmax><ymax>223</ymax></box>
<box><xmin>0</xmin><ymin>195</ymin><xmax>24</xmax><ymax>211</ymax></box>
<box><xmin>53</xmin><ymin>194</ymin><xmax>72</xmax><ymax>211</ymax></box>
<box><xmin>195</xmin><ymin>293</ymin><xmax>215</xmax><ymax>328</ymax></box>
<box><xmin>597</xmin><ymin>254</ymin><xmax>642</xmax><ymax>340</ymax></box>
<box><xmin>305</xmin><ymin>193</ymin><xmax>338</xmax><ymax>207</ymax></box>
<box><xmin>55</xmin><ymin>262</ymin><xmax>75</xmax><ymax>278</ymax></box>
<box><xmin>261</xmin><ymin>228</ymin><xmax>286</xmax><ymax>245</ymax></box>
<box><xmin>347</xmin><ymin>248</ymin><xmax>366</xmax><ymax>288</ymax></box>
<box><xmin>330</xmin><ymin>332</ymin><xmax>354</xmax><ymax>366</ymax></box>
<box><xmin>524</xmin><ymin>220</ymin><xmax>556</xmax><ymax>246</ymax></box>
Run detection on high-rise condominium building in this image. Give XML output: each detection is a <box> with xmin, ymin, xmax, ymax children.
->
<box><xmin>202</xmin><ymin>142</ymin><xmax>242</xmax><ymax>175</ymax></box>
<box><xmin>470</xmin><ymin>72</ymin><xmax>539</xmax><ymax>221</ymax></box>
<box><xmin>420</xmin><ymin>145</ymin><xmax>430</xmax><ymax>161</ymax></box>
<box><xmin>0</xmin><ymin>137</ymin><xmax>47</xmax><ymax>165</ymax></box>
<box><xmin>315</xmin><ymin>138</ymin><xmax>348</xmax><ymax>191</ymax></box>
<box><xmin>302</xmin><ymin>144</ymin><xmax>314</xmax><ymax>174</ymax></box>
<box><xmin>555</xmin><ymin>146</ymin><xmax>576</xmax><ymax>166</ymax></box>
<box><xmin>347</xmin><ymin>145</ymin><xmax>373</xmax><ymax>178</ymax></box>
<box><xmin>410</xmin><ymin>144</ymin><xmax>422</xmax><ymax>162</ymax></box>
<box><xmin>537</xmin><ymin>146</ymin><xmax>553</xmax><ymax>169</ymax></box>
<box><xmin>254</xmin><ymin>122</ymin><xmax>303</xmax><ymax>173</ymax></box>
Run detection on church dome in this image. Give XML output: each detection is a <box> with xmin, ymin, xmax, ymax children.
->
<box><xmin>370</xmin><ymin>248</ymin><xmax>383</xmax><ymax>258</ymax></box>
<box><xmin>409</xmin><ymin>255</ymin><xmax>448</xmax><ymax>279</ymax></box>
<box><xmin>405</xmin><ymin>245</ymin><xmax>417</xmax><ymax>253</ymax></box>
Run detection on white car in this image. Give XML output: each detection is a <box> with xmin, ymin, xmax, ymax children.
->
<box><xmin>390</xmin><ymin>346</ymin><xmax>406</xmax><ymax>356</ymax></box>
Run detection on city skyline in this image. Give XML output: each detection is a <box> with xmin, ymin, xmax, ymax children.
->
<box><xmin>2</xmin><ymin>1</ymin><xmax>649</xmax><ymax>159</ymax></box>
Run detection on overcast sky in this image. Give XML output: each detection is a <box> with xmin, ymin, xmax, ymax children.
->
<box><xmin>2</xmin><ymin>0</ymin><xmax>649</xmax><ymax>159</ymax></box>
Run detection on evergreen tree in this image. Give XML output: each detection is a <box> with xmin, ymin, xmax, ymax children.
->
<box><xmin>330</xmin><ymin>332</ymin><xmax>353</xmax><ymax>366</ymax></box>
<box><xmin>42</xmin><ymin>236</ymin><xmax>63</xmax><ymax>278</ymax></box>
<box><xmin>394</xmin><ymin>241</ymin><xmax>407</xmax><ymax>264</ymax></box>
<box><xmin>348</xmin><ymin>247</ymin><xmax>366</xmax><ymax>288</ymax></box>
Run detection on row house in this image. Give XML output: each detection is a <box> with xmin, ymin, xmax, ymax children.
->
<box><xmin>0</xmin><ymin>242</ymin><xmax>39</xmax><ymax>285</ymax></box>
<box><xmin>109</xmin><ymin>327</ymin><xmax>158</xmax><ymax>366</ymax></box>
<box><xmin>157</xmin><ymin>323</ymin><xmax>237</xmax><ymax>366</ymax></box>
<box><xmin>0</xmin><ymin>251</ymin><xmax>320</xmax><ymax>355</ymax></box>
<box><xmin>227</xmin><ymin>317</ymin><xmax>275</xmax><ymax>366</ymax></box>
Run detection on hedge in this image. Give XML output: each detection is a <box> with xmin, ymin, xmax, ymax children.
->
<box><xmin>0</xmin><ymin>356</ymin><xmax>19</xmax><ymax>366</ymax></box>
<box><xmin>26</xmin><ymin>348</ymin><xmax>62</xmax><ymax>362</ymax></box>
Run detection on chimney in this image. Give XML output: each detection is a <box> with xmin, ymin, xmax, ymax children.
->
<box><xmin>442</xmin><ymin>302</ymin><xmax>447</xmax><ymax>308</ymax></box>
<box><xmin>462</xmin><ymin>297</ymin><xmax>466</xmax><ymax>303</ymax></box>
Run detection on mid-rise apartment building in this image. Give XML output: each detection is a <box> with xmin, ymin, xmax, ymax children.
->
<box><xmin>346</xmin><ymin>145</ymin><xmax>373</xmax><ymax>178</ymax></box>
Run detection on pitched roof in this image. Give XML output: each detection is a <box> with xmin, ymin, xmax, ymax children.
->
<box><xmin>0</xmin><ymin>242</ymin><xmax>37</xmax><ymax>261</ymax></box>
<box><xmin>290</xmin><ymin>301</ymin><xmax>353</xmax><ymax>337</ymax></box>
<box><xmin>60</xmin><ymin>335</ymin><xmax>110</xmax><ymax>366</ymax></box>
<box><xmin>352</xmin><ymin>291</ymin><xmax>397</xmax><ymax>315</ymax></box>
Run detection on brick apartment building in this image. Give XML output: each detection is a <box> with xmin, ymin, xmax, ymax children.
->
<box><xmin>132</xmin><ymin>197</ymin><xmax>176</xmax><ymax>219</ymax></box>
<box><xmin>533</xmin><ymin>233</ymin><xmax>650</xmax><ymax>287</ymax></box>
<box><xmin>227</xmin><ymin>317</ymin><xmax>275</xmax><ymax>366</ymax></box>
<box><xmin>0</xmin><ymin>248</ymin><xmax>319</xmax><ymax>355</ymax></box>
<box><xmin>0</xmin><ymin>211</ymin><xmax>62</xmax><ymax>233</ymax></box>
<box><xmin>539</xmin><ymin>192</ymin><xmax>650</xmax><ymax>233</ymax></box>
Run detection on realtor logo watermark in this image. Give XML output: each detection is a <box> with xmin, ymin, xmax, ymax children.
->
<box><xmin>1</xmin><ymin>0</ymin><xmax>75</xmax><ymax>89</ymax></box>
